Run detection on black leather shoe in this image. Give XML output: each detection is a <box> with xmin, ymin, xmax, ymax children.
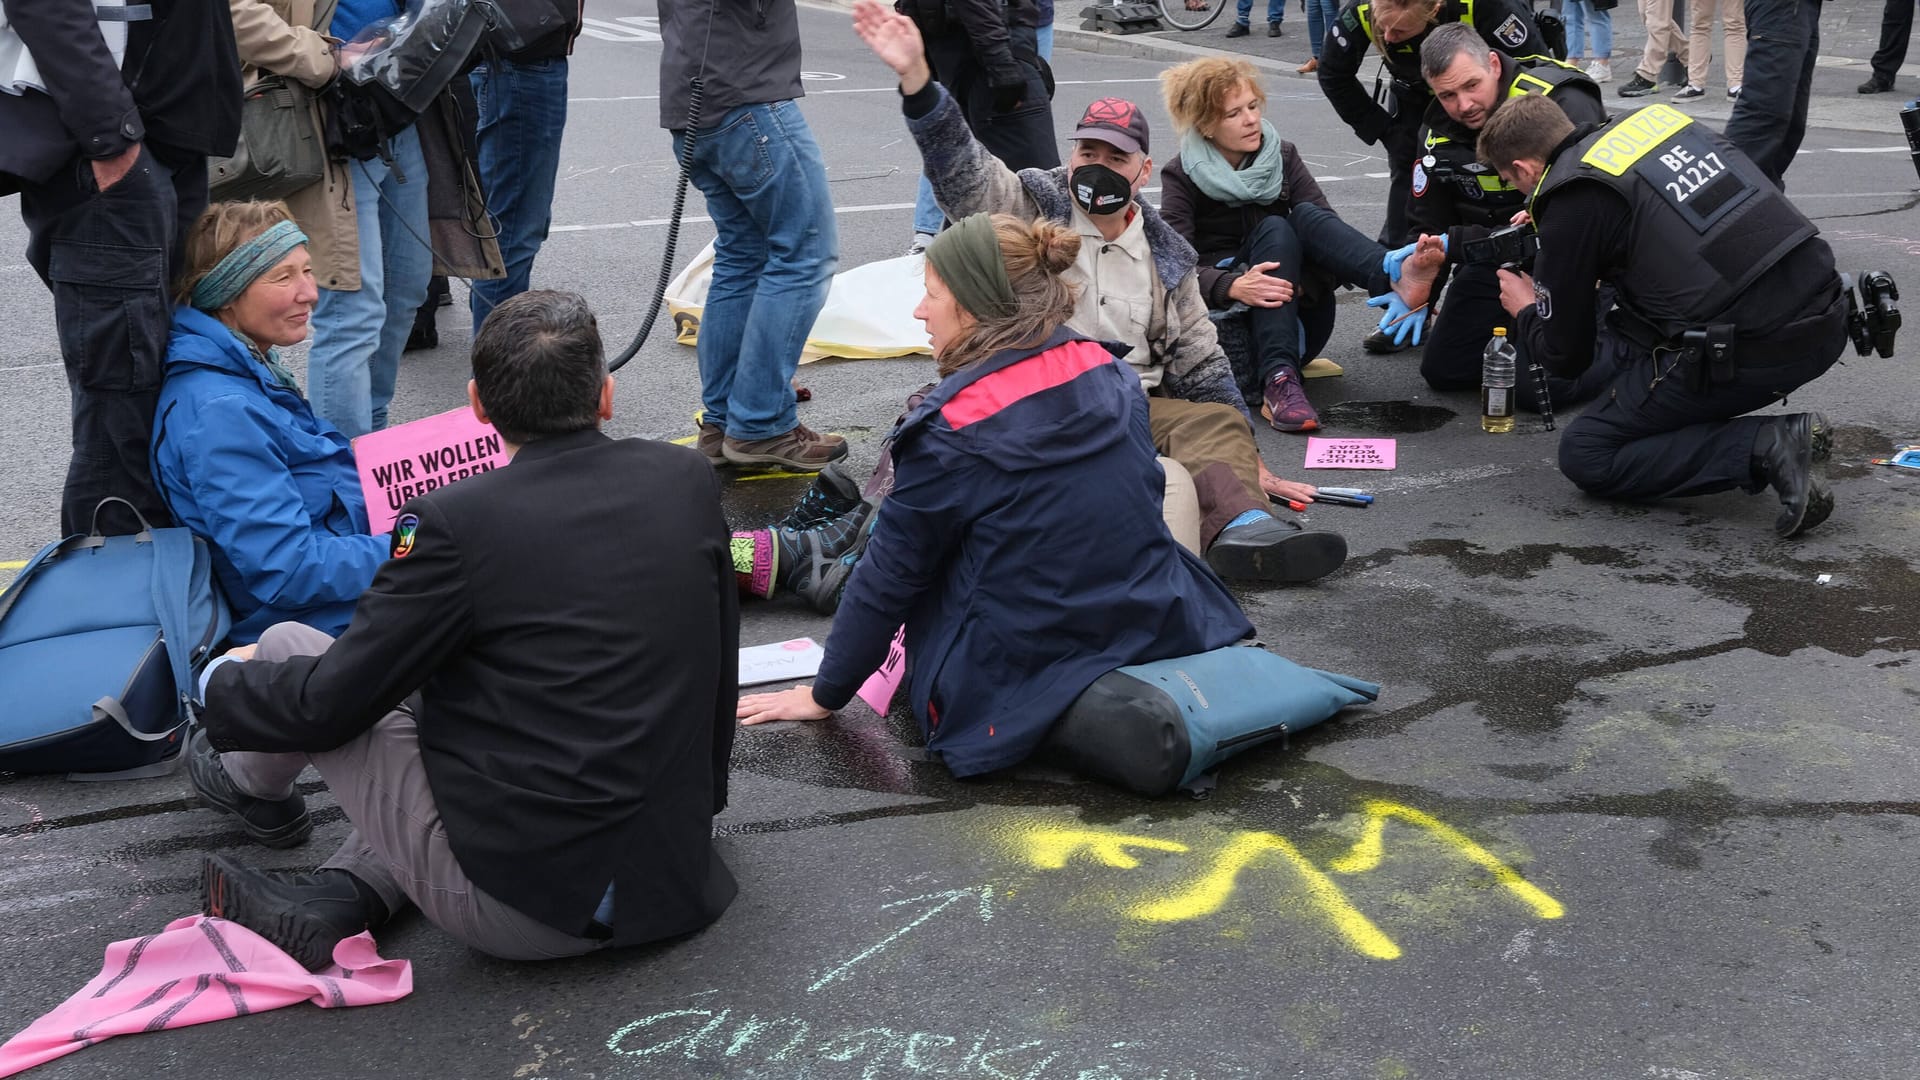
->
<box><xmin>1754</xmin><ymin>412</ymin><xmax>1833</xmax><ymax>538</ymax></box>
<box><xmin>1205</xmin><ymin>516</ymin><xmax>1348</xmax><ymax>583</ymax></box>
<box><xmin>1362</xmin><ymin>327</ymin><xmax>1410</xmax><ymax>354</ymax></box>
<box><xmin>1225</xmin><ymin>21</ymin><xmax>1250</xmax><ymax>36</ymax></box>
<box><xmin>1858</xmin><ymin>75</ymin><xmax>1895</xmax><ymax>94</ymax></box>
<box><xmin>187</xmin><ymin>728</ymin><xmax>312</xmax><ymax>849</ymax></box>
<box><xmin>203</xmin><ymin>856</ymin><xmax>390</xmax><ymax>971</ymax></box>
<box><xmin>1267</xmin><ymin>20</ymin><xmax>1283</xmax><ymax>35</ymax></box>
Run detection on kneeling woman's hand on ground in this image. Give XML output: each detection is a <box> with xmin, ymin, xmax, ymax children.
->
<box><xmin>738</xmin><ymin>685</ymin><xmax>834</xmax><ymax>725</ymax></box>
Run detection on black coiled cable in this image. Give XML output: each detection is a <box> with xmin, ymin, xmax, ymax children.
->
<box><xmin>608</xmin><ymin>77</ymin><xmax>702</xmax><ymax>373</ymax></box>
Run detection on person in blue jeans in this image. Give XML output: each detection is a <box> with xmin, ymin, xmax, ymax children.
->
<box><xmin>1300</xmin><ymin>0</ymin><xmax>1340</xmax><ymax>69</ymax></box>
<box><xmin>1227</xmin><ymin>0</ymin><xmax>1285</xmax><ymax>37</ymax></box>
<box><xmin>468</xmin><ymin>7</ymin><xmax>585</xmax><ymax>334</ymax></box>
<box><xmin>307</xmin><ymin>0</ymin><xmax>432</xmax><ymax>440</ymax></box>
<box><xmin>660</xmin><ymin>0</ymin><xmax>844</xmax><ymax>471</ymax></box>
<box><xmin>1561</xmin><ymin>0</ymin><xmax>1615</xmax><ymax>82</ymax></box>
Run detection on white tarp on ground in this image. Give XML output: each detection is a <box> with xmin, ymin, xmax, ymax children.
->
<box><xmin>665</xmin><ymin>242</ymin><xmax>933</xmax><ymax>363</ymax></box>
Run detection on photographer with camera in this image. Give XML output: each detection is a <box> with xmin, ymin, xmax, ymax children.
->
<box><xmin>1399</xmin><ymin>24</ymin><xmax>1614</xmax><ymax>410</ymax></box>
<box><xmin>1477</xmin><ymin>96</ymin><xmax>1894</xmax><ymax>538</ymax></box>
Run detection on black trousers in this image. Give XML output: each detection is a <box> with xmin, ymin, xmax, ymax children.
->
<box><xmin>1870</xmin><ymin>0</ymin><xmax>1913</xmax><ymax>79</ymax></box>
<box><xmin>1557</xmin><ymin>293</ymin><xmax>1846</xmax><ymax>501</ymax></box>
<box><xmin>1378</xmin><ymin>110</ymin><xmax>1422</xmax><ymax>246</ymax></box>
<box><xmin>19</xmin><ymin>143</ymin><xmax>206</xmax><ymax>536</ymax></box>
<box><xmin>925</xmin><ymin>33</ymin><xmax>1060</xmax><ymax>172</ymax></box>
<box><xmin>1423</xmin><ymin>266</ymin><xmax>1618</xmax><ymax>412</ymax></box>
<box><xmin>1723</xmin><ymin>0</ymin><xmax>1821</xmax><ymax>189</ymax></box>
<box><xmin>1237</xmin><ymin>216</ymin><xmax>1340</xmax><ymax>384</ymax></box>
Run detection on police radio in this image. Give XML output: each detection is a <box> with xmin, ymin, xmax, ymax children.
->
<box><xmin>1842</xmin><ymin>271</ymin><xmax>1901</xmax><ymax>358</ymax></box>
<box><xmin>1459</xmin><ymin>223</ymin><xmax>1539</xmax><ymax>271</ymax></box>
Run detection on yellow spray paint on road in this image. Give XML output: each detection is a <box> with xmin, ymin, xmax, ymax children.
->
<box><xmin>1327</xmin><ymin>801</ymin><xmax>1565</xmax><ymax>919</ymax></box>
<box><xmin>1129</xmin><ymin>831</ymin><xmax>1402</xmax><ymax>960</ymax></box>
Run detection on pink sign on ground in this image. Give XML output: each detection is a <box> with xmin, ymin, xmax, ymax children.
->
<box><xmin>1303</xmin><ymin>437</ymin><xmax>1397</xmax><ymax>470</ymax></box>
<box><xmin>353</xmin><ymin>407</ymin><xmax>512</xmax><ymax>533</ymax></box>
<box><xmin>856</xmin><ymin>626</ymin><xmax>909</xmax><ymax>715</ymax></box>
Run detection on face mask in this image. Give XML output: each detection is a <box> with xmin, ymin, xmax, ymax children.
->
<box><xmin>1070</xmin><ymin>162</ymin><xmax>1136</xmax><ymax>216</ymax></box>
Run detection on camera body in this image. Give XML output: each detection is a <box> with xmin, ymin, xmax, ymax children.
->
<box><xmin>1842</xmin><ymin>270</ymin><xmax>1901</xmax><ymax>358</ymax></box>
<box><xmin>1460</xmin><ymin>223</ymin><xmax>1539</xmax><ymax>272</ymax></box>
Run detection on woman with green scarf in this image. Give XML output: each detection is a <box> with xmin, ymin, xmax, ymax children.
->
<box><xmin>1160</xmin><ymin>56</ymin><xmax>1438</xmax><ymax>437</ymax></box>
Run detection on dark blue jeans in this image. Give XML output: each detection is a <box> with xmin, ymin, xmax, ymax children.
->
<box><xmin>1305</xmin><ymin>0</ymin><xmax>1341</xmax><ymax>56</ymax></box>
<box><xmin>1239</xmin><ymin>205</ymin><xmax>1389</xmax><ymax>382</ymax></box>
<box><xmin>21</xmin><ymin>144</ymin><xmax>205</xmax><ymax>535</ymax></box>
<box><xmin>674</xmin><ymin>101</ymin><xmax>837</xmax><ymax>441</ymax></box>
<box><xmin>1723</xmin><ymin>0</ymin><xmax>1820</xmax><ymax>189</ymax></box>
<box><xmin>469</xmin><ymin>57</ymin><xmax>570</xmax><ymax>335</ymax></box>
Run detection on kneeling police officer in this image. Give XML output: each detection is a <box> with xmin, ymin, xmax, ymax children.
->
<box><xmin>1403</xmin><ymin>24</ymin><xmax>1612</xmax><ymax>409</ymax></box>
<box><xmin>1477</xmin><ymin>96</ymin><xmax>1859</xmax><ymax>537</ymax></box>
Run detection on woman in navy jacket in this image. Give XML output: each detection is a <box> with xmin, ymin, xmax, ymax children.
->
<box><xmin>152</xmin><ymin>201</ymin><xmax>388</xmax><ymax>643</ymax></box>
<box><xmin>738</xmin><ymin>213</ymin><xmax>1253</xmax><ymax>777</ymax></box>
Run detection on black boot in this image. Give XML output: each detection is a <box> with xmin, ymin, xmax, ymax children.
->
<box><xmin>1205</xmin><ymin>515</ymin><xmax>1348</xmax><ymax>584</ymax></box>
<box><xmin>187</xmin><ymin>729</ymin><xmax>312</xmax><ymax>848</ymax></box>
<box><xmin>776</xmin><ymin>461</ymin><xmax>863</xmax><ymax>530</ymax></box>
<box><xmin>203</xmin><ymin>856</ymin><xmax>391</xmax><ymax>971</ymax></box>
<box><xmin>773</xmin><ymin>499</ymin><xmax>880</xmax><ymax>613</ymax></box>
<box><xmin>1752</xmin><ymin>412</ymin><xmax>1834</xmax><ymax>538</ymax></box>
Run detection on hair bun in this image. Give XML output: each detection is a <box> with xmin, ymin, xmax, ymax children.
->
<box><xmin>1033</xmin><ymin>220</ymin><xmax>1080</xmax><ymax>274</ymax></box>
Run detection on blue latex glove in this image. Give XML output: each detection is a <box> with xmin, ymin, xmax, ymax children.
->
<box><xmin>1382</xmin><ymin>235</ymin><xmax>1446</xmax><ymax>283</ymax></box>
<box><xmin>1366</xmin><ymin>293</ymin><xmax>1427</xmax><ymax>347</ymax></box>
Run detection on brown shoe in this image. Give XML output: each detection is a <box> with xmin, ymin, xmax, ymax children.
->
<box><xmin>722</xmin><ymin>424</ymin><xmax>848</xmax><ymax>471</ymax></box>
<box><xmin>697</xmin><ymin>423</ymin><xmax>726</xmax><ymax>465</ymax></box>
<box><xmin>1297</xmin><ymin>57</ymin><xmax>1318</xmax><ymax>74</ymax></box>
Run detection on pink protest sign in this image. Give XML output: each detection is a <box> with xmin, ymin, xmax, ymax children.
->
<box><xmin>1303</xmin><ymin>437</ymin><xmax>1397</xmax><ymax>470</ymax></box>
<box><xmin>353</xmin><ymin>407</ymin><xmax>511</xmax><ymax>533</ymax></box>
<box><xmin>857</xmin><ymin>626</ymin><xmax>908</xmax><ymax>715</ymax></box>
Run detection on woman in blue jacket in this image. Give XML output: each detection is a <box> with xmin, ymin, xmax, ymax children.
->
<box><xmin>152</xmin><ymin>201</ymin><xmax>389</xmax><ymax>643</ymax></box>
<box><xmin>737</xmin><ymin>213</ymin><xmax>1254</xmax><ymax>777</ymax></box>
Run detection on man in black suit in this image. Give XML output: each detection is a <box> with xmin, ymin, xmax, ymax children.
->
<box><xmin>0</xmin><ymin>0</ymin><xmax>241</xmax><ymax>535</ymax></box>
<box><xmin>188</xmin><ymin>291</ymin><xmax>740</xmax><ymax>968</ymax></box>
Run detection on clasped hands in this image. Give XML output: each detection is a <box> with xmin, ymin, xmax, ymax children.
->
<box><xmin>1367</xmin><ymin>234</ymin><xmax>1448</xmax><ymax>347</ymax></box>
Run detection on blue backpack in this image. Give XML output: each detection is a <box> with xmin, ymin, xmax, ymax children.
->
<box><xmin>1041</xmin><ymin>645</ymin><xmax>1381</xmax><ymax>796</ymax></box>
<box><xmin>0</xmin><ymin>499</ymin><xmax>229</xmax><ymax>778</ymax></box>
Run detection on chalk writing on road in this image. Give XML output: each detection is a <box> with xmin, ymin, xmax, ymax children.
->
<box><xmin>603</xmin><ymin>997</ymin><xmax>1241</xmax><ymax>1080</ymax></box>
<box><xmin>1011</xmin><ymin>799</ymin><xmax>1565</xmax><ymax>960</ymax></box>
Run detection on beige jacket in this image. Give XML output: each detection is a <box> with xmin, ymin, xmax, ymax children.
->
<box><xmin>229</xmin><ymin>0</ymin><xmax>360</xmax><ymax>289</ymax></box>
<box><xmin>227</xmin><ymin>0</ymin><xmax>503</xmax><ymax>291</ymax></box>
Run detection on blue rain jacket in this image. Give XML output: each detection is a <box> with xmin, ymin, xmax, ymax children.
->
<box><xmin>151</xmin><ymin>306</ymin><xmax>388</xmax><ymax>642</ymax></box>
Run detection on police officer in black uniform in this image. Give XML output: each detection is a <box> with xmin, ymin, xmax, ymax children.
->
<box><xmin>1405</xmin><ymin>23</ymin><xmax>1610</xmax><ymax>407</ymax></box>
<box><xmin>1316</xmin><ymin>0</ymin><xmax>1547</xmax><ymax>254</ymax></box>
<box><xmin>1477</xmin><ymin>95</ymin><xmax>1848</xmax><ymax>537</ymax></box>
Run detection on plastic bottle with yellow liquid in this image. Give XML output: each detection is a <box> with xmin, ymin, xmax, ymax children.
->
<box><xmin>1482</xmin><ymin>328</ymin><xmax>1517</xmax><ymax>433</ymax></box>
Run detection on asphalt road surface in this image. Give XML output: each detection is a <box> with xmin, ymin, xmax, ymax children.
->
<box><xmin>2</xmin><ymin>3</ymin><xmax>1919</xmax><ymax>1078</ymax></box>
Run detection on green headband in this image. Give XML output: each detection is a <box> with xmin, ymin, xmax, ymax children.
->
<box><xmin>925</xmin><ymin>213</ymin><xmax>1018</xmax><ymax>321</ymax></box>
<box><xmin>190</xmin><ymin>220</ymin><xmax>309</xmax><ymax>312</ymax></box>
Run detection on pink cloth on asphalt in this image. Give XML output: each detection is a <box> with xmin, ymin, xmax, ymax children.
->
<box><xmin>0</xmin><ymin>915</ymin><xmax>411</xmax><ymax>1078</ymax></box>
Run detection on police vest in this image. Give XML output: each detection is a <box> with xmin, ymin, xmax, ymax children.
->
<box><xmin>1533</xmin><ymin>104</ymin><xmax>1817</xmax><ymax>341</ymax></box>
<box><xmin>1419</xmin><ymin>56</ymin><xmax>1596</xmax><ymax>225</ymax></box>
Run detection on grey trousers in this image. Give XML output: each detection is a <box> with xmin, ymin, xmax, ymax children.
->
<box><xmin>220</xmin><ymin>621</ymin><xmax>607</xmax><ymax>962</ymax></box>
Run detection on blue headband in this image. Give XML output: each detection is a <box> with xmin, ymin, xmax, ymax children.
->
<box><xmin>190</xmin><ymin>220</ymin><xmax>310</xmax><ymax>312</ymax></box>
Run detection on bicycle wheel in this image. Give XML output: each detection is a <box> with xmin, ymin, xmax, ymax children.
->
<box><xmin>1155</xmin><ymin>0</ymin><xmax>1230</xmax><ymax>31</ymax></box>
